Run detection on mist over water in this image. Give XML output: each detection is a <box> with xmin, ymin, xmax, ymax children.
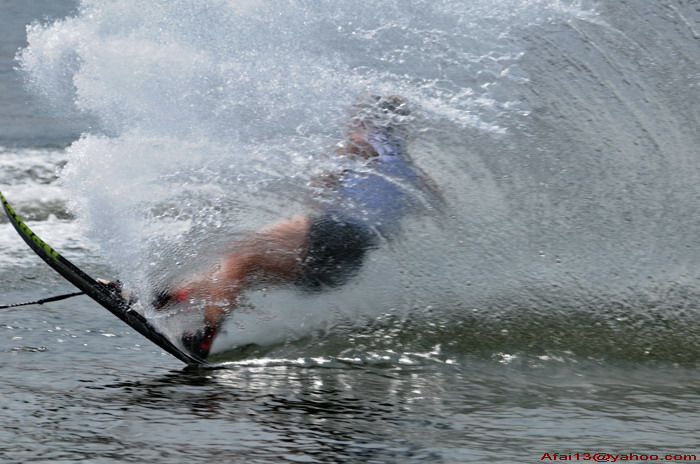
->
<box><xmin>15</xmin><ymin>0</ymin><xmax>700</xmax><ymax>361</ymax></box>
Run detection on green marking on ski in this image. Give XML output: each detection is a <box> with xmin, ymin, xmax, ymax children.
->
<box><xmin>1</xmin><ymin>192</ymin><xmax>61</xmax><ymax>261</ymax></box>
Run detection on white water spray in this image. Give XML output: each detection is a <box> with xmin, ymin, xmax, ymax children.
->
<box><xmin>23</xmin><ymin>0</ymin><xmax>700</xmax><ymax>359</ymax></box>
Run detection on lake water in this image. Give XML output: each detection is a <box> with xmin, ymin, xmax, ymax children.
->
<box><xmin>2</xmin><ymin>1</ymin><xmax>700</xmax><ymax>463</ymax></box>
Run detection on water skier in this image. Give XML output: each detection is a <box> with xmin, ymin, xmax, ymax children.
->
<box><xmin>155</xmin><ymin>95</ymin><xmax>441</xmax><ymax>358</ymax></box>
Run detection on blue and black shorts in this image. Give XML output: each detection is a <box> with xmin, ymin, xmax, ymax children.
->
<box><xmin>295</xmin><ymin>212</ymin><xmax>379</xmax><ymax>291</ymax></box>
